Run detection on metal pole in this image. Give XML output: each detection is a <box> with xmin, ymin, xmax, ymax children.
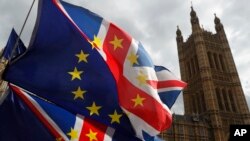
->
<box><xmin>8</xmin><ymin>0</ymin><xmax>36</xmax><ymax>64</ymax></box>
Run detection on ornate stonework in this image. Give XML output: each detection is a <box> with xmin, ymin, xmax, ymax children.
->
<box><xmin>0</xmin><ymin>50</ymin><xmax>8</xmax><ymax>104</ymax></box>
<box><xmin>161</xmin><ymin>7</ymin><xmax>250</xmax><ymax>141</ymax></box>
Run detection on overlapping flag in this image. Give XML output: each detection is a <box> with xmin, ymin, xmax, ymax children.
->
<box><xmin>0</xmin><ymin>87</ymin><xmax>55</xmax><ymax>141</ymax></box>
<box><xmin>1</xmin><ymin>84</ymin><xmax>140</xmax><ymax>141</ymax></box>
<box><xmin>1</xmin><ymin>28</ymin><xmax>26</xmax><ymax>61</ymax></box>
<box><xmin>0</xmin><ymin>28</ymin><xmax>26</xmax><ymax>104</ymax></box>
<box><xmin>1</xmin><ymin>0</ymin><xmax>186</xmax><ymax>140</ymax></box>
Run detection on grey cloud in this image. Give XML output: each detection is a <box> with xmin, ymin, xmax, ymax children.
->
<box><xmin>0</xmin><ymin>0</ymin><xmax>37</xmax><ymax>47</ymax></box>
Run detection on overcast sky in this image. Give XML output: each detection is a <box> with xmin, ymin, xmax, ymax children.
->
<box><xmin>1</xmin><ymin>0</ymin><xmax>249</xmax><ymax>114</ymax></box>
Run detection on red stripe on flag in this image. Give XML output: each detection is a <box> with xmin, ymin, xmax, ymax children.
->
<box><xmin>101</xmin><ymin>22</ymin><xmax>172</xmax><ymax>131</ymax></box>
<box><xmin>147</xmin><ymin>80</ymin><xmax>187</xmax><ymax>89</ymax></box>
<box><xmin>9</xmin><ymin>84</ymin><xmax>64</xmax><ymax>140</ymax></box>
<box><xmin>79</xmin><ymin>118</ymin><xmax>107</xmax><ymax>141</ymax></box>
<box><xmin>103</xmin><ymin>23</ymin><xmax>132</xmax><ymax>73</ymax></box>
<box><xmin>117</xmin><ymin>76</ymin><xmax>172</xmax><ymax>131</ymax></box>
<box><xmin>53</xmin><ymin>0</ymin><xmax>172</xmax><ymax>134</ymax></box>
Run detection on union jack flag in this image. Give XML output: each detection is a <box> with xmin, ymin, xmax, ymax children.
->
<box><xmin>2</xmin><ymin>0</ymin><xmax>186</xmax><ymax>140</ymax></box>
<box><xmin>8</xmin><ymin>83</ymin><xmax>138</xmax><ymax>141</ymax></box>
<box><xmin>57</xmin><ymin>0</ymin><xmax>186</xmax><ymax>138</ymax></box>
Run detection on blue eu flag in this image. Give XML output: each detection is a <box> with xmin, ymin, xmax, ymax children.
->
<box><xmin>3</xmin><ymin>0</ymin><xmax>136</xmax><ymax>138</ymax></box>
<box><xmin>1</xmin><ymin>28</ymin><xmax>26</xmax><ymax>60</ymax></box>
<box><xmin>0</xmin><ymin>89</ymin><xmax>55</xmax><ymax>141</ymax></box>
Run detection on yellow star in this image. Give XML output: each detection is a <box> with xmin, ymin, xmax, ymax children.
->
<box><xmin>136</xmin><ymin>71</ymin><xmax>147</xmax><ymax>85</ymax></box>
<box><xmin>91</xmin><ymin>35</ymin><xmax>102</xmax><ymax>49</ymax></box>
<box><xmin>108</xmin><ymin>110</ymin><xmax>123</xmax><ymax>124</ymax></box>
<box><xmin>127</xmin><ymin>52</ymin><xmax>139</xmax><ymax>66</ymax></box>
<box><xmin>68</xmin><ymin>67</ymin><xmax>83</xmax><ymax>81</ymax></box>
<box><xmin>86</xmin><ymin>129</ymin><xmax>98</xmax><ymax>141</ymax></box>
<box><xmin>132</xmin><ymin>94</ymin><xmax>146</xmax><ymax>107</ymax></box>
<box><xmin>67</xmin><ymin>128</ymin><xmax>78</xmax><ymax>140</ymax></box>
<box><xmin>72</xmin><ymin>86</ymin><xmax>86</xmax><ymax>100</ymax></box>
<box><xmin>75</xmin><ymin>50</ymin><xmax>89</xmax><ymax>63</ymax></box>
<box><xmin>86</xmin><ymin>102</ymin><xmax>102</xmax><ymax>116</ymax></box>
<box><xmin>109</xmin><ymin>35</ymin><xmax>123</xmax><ymax>50</ymax></box>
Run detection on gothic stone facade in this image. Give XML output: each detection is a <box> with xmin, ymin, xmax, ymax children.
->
<box><xmin>161</xmin><ymin>7</ymin><xmax>250</xmax><ymax>141</ymax></box>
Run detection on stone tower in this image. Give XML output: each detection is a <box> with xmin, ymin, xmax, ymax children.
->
<box><xmin>176</xmin><ymin>6</ymin><xmax>250</xmax><ymax>141</ymax></box>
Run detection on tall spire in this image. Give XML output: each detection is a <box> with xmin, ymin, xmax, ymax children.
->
<box><xmin>176</xmin><ymin>25</ymin><xmax>183</xmax><ymax>43</ymax></box>
<box><xmin>190</xmin><ymin>5</ymin><xmax>200</xmax><ymax>29</ymax></box>
<box><xmin>214</xmin><ymin>13</ymin><xmax>221</xmax><ymax>24</ymax></box>
<box><xmin>190</xmin><ymin>5</ymin><xmax>196</xmax><ymax>18</ymax></box>
<box><xmin>214</xmin><ymin>13</ymin><xmax>224</xmax><ymax>32</ymax></box>
<box><xmin>176</xmin><ymin>25</ymin><xmax>182</xmax><ymax>36</ymax></box>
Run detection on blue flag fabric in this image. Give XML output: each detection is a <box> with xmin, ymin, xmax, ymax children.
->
<box><xmin>1</xmin><ymin>84</ymin><xmax>141</xmax><ymax>141</ymax></box>
<box><xmin>3</xmin><ymin>0</ymin><xmax>138</xmax><ymax>139</ymax></box>
<box><xmin>59</xmin><ymin>1</ymin><xmax>186</xmax><ymax>138</ymax></box>
<box><xmin>0</xmin><ymin>89</ymin><xmax>55</xmax><ymax>141</ymax></box>
<box><xmin>154</xmin><ymin>66</ymin><xmax>182</xmax><ymax>108</ymax></box>
<box><xmin>1</xmin><ymin>28</ymin><xmax>26</xmax><ymax>60</ymax></box>
<box><xmin>3</xmin><ymin>0</ymin><xmax>185</xmax><ymax>140</ymax></box>
<box><xmin>60</xmin><ymin>0</ymin><xmax>185</xmax><ymax>109</ymax></box>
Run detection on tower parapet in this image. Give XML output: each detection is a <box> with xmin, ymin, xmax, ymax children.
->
<box><xmin>175</xmin><ymin>8</ymin><xmax>250</xmax><ymax>141</ymax></box>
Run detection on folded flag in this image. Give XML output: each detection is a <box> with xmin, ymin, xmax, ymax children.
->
<box><xmin>153</xmin><ymin>66</ymin><xmax>186</xmax><ymax>108</ymax></box>
<box><xmin>4</xmin><ymin>83</ymin><xmax>141</xmax><ymax>141</ymax></box>
<box><xmin>1</xmin><ymin>28</ymin><xmax>26</xmax><ymax>61</ymax></box>
<box><xmin>58</xmin><ymin>0</ymin><xmax>186</xmax><ymax>138</ymax></box>
<box><xmin>0</xmin><ymin>86</ymin><xmax>55</xmax><ymax>141</ymax></box>
<box><xmin>0</xmin><ymin>28</ymin><xmax>26</xmax><ymax>104</ymax></box>
<box><xmin>3</xmin><ymin>0</ymin><xmax>186</xmax><ymax>140</ymax></box>
<box><xmin>3</xmin><ymin>0</ymin><xmax>137</xmax><ymax>139</ymax></box>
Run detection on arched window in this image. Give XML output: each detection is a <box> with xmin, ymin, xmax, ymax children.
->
<box><xmin>191</xmin><ymin>58</ymin><xmax>196</xmax><ymax>74</ymax></box>
<box><xmin>228</xmin><ymin>90</ymin><xmax>237</xmax><ymax>112</ymax></box>
<box><xmin>189</xmin><ymin>60</ymin><xmax>194</xmax><ymax>76</ymax></box>
<box><xmin>207</xmin><ymin>52</ymin><xmax>214</xmax><ymax>68</ymax></box>
<box><xmin>195</xmin><ymin>55</ymin><xmax>199</xmax><ymax>71</ymax></box>
<box><xmin>186</xmin><ymin>62</ymin><xmax>191</xmax><ymax>78</ymax></box>
<box><xmin>213</xmin><ymin>53</ymin><xmax>220</xmax><ymax>70</ymax></box>
<box><xmin>196</xmin><ymin>92</ymin><xmax>201</xmax><ymax>113</ymax></box>
<box><xmin>192</xmin><ymin>94</ymin><xmax>197</xmax><ymax>113</ymax></box>
<box><xmin>216</xmin><ymin>88</ymin><xmax>223</xmax><ymax>110</ymax></box>
<box><xmin>222</xmin><ymin>89</ymin><xmax>230</xmax><ymax>111</ymax></box>
<box><xmin>219</xmin><ymin>54</ymin><xmax>226</xmax><ymax>71</ymax></box>
<box><xmin>200</xmin><ymin>90</ymin><xmax>206</xmax><ymax>112</ymax></box>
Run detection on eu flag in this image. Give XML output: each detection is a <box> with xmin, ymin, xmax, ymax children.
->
<box><xmin>1</xmin><ymin>28</ymin><xmax>26</xmax><ymax>60</ymax></box>
<box><xmin>0</xmin><ymin>28</ymin><xmax>26</xmax><ymax>103</ymax></box>
<box><xmin>58</xmin><ymin>0</ymin><xmax>186</xmax><ymax>138</ymax></box>
<box><xmin>3</xmin><ymin>0</ymin><xmax>137</xmax><ymax>139</ymax></box>
<box><xmin>0</xmin><ymin>84</ymin><xmax>141</xmax><ymax>141</ymax></box>
<box><xmin>3</xmin><ymin>0</ymin><xmax>186</xmax><ymax>140</ymax></box>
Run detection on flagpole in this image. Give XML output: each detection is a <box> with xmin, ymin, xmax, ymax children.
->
<box><xmin>8</xmin><ymin>0</ymin><xmax>36</xmax><ymax>64</ymax></box>
<box><xmin>0</xmin><ymin>0</ymin><xmax>35</xmax><ymax>102</ymax></box>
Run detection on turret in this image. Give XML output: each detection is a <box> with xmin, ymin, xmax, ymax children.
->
<box><xmin>190</xmin><ymin>6</ymin><xmax>201</xmax><ymax>31</ymax></box>
<box><xmin>176</xmin><ymin>26</ymin><xmax>183</xmax><ymax>43</ymax></box>
<box><xmin>214</xmin><ymin>13</ymin><xmax>224</xmax><ymax>33</ymax></box>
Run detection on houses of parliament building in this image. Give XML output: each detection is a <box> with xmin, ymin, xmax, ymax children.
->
<box><xmin>160</xmin><ymin>6</ymin><xmax>250</xmax><ymax>141</ymax></box>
